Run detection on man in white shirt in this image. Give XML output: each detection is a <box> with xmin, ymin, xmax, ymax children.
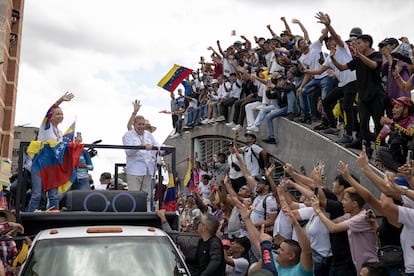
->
<box><xmin>122</xmin><ymin>115</ymin><xmax>160</xmax><ymax>209</ymax></box>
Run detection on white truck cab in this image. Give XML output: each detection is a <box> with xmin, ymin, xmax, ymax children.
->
<box><xmin>19</xmin><ymin>226</ymin><xmax>190</xmax><ymax>276</ymax></box>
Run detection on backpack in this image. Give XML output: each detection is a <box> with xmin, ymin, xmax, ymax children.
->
<box><xmin>251</xmin><ymin>149</ymin><xmax>268</xmax><ymax>170</ymax></box>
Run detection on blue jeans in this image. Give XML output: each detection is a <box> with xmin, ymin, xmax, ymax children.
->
<box><xmin>27</xmin><ymin>172</ymin><xmax>58</xmax><ymax>212</ymax></box>
<box><xmin>266</xmin><ymin>106</ymin><xmax>288</xmax><ymax>138</ymax></box>
<box><xmin>186</xmin><ymin>108</ymin><xmax>199</xmax><ymax>124</ymax></box>
<box><xmin>253</xmin><ymin>100</ymin><xmax>278</xmax><ymax>127</ymax></box>
<box><xmin>300</xmin><ymin>76</ymin><xmax>333</xmax><ymax>117</ymax></box>
<box><xmin>287</xmin><ymin>90</ymin><xmax>299</xmax><ymax>115</ymax></box>
<box><xmin>73</xmin><ymin>177</ymin><xmax>91</xmax><ymax>190</ymax></box>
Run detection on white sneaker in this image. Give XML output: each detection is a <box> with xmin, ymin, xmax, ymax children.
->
<box><xmin>215</xmin><ymin>116</ymin><xmax>225</xmax><ymax>122</ymax></box>
<box><xmin>208</xmin><ymin>118</ymin><xmax>216</xmax><ymax>124</ymax></box>
<box><xmin>226</xmin><ymin>122</ymin><xmax>235</xmax><ymax>127</ymax></box>
<box><xmin>201</xmin><ymin>118</ymin><xmax>210</xmax><ymax>124</ymax></box>
<box><xmin>246</xmin><ymin>125</ymin><xmax>259</xmax><ymax>132</ymax></box>
<box><xmin>256</xmin><ymin>104</ymin><xmax>268</xmax><ymax>111</ymax></box>
<box><xmin>170</xmin><ymin>133</ymin><xmax>180</xmax><ymax>139</ymax></box>
<box><xmin>232</xmin><ymin>124</ymin><xmax>242</xmax><ymax>131</ymax></box>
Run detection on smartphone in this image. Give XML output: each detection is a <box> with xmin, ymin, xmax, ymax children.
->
<box><xmin>279</xmin><ymin>176</ymin><xmax>283</xmax><ymax>184</ymax></box>
<box><xmin>314</xmin><ymin>187</ymin><xmax>319</xmax><ymax>196</ymax></box>
<box><xmin>407</xmin><ymin>150</ymin><xmax>413</xmax><ymax>164</ymax></box>
<box><xmin>76</xmin><ymin>132</ymin><xmax>81</xmax><ymax>138</ymax></box>
<box><xmin>391</xmin><ymin>58</ymin><xmax>398</xmax><ymax>71</ymax></box>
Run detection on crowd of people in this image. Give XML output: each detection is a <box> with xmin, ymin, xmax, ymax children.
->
<box><xmin>158</xmin><ymin>11</ymin><xmax>414</xmax><ymax>276</ymax></box>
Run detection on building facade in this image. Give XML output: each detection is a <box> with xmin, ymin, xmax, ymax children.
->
<box><xmin>11</xmin><ymin>125</ymin><xmax>36</xmax><ymax>173</ymax></box>
<box><xmin>0</xmin><ymin>0</ymin><xmax>25</xmax><ymax>160</ymax></box>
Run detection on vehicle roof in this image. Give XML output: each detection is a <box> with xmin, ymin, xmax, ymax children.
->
<box><xmin>34</xmin><ymin>225</ymin><xmax>168</xmax><ymax>240</ymax></box>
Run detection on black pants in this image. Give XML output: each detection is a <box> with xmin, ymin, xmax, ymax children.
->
<box><xmin>322</xmin><ymin>81</ymin><xmax>357</xmax><ymax>135</ymax></box>
<box><xmin>219</xmin><ymin>97</ymin><xmax>237</xmax><ymax>121</ymax></box>
<box><xmin>358</xmin><ymin>94</ymin><xmax>384</xmax><ymax>144</ymax></box>
<box><xmin>232</xmin><ymin>97</ymin><xmax>259</xmax><ymax>125</ymax></box>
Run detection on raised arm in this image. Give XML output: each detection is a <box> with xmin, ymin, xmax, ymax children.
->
<box><xmin>292</xmin><ymin>18</ymin><xmax>310</xmax><ymax>43</ymax></box>
<box><xmin>55</xmin><ymin>91</ymin><xmax>75</xmax><ymax>106</ymax></box>
<box><xmin>330</xmin><ymin>48</ymin><xmax>349</xmax><ymax>71</ymax></box>
<box><xmin>284</xmin><ymin>204</ymin><xmax>313</xmax><ymax>271</ymax></box>
<box><xmin>352</xmin><ymin>44</ymin><xmax>378</xmax><ymax>70</ymax></box>
<box><xmin>266</xmin><ymin>24</ymin><xmax>276</xmax><ymax>38</ymax></box>
<box><xmin>356</xmin><ymin>146</ymin><xmax>401</xmax><ymax>200</ymax></box>
<box><xmin>311</xmin><ymin>195</ymin><xmax>348</xmax><ymax>233</ymax></box>
<box><xmin>240</xmin><ymin>35</ymin><xmax>252</xmax><ymax>49</ymax></box>
<box><xmin>315</xmin><ymin>12</ymin><xmax>344</xmax><ymax>48</ymax></box>
<box><xmin>234</xmin><ymin>145</ymin><xmax>257</xmax><ymax>192</ymax></box>
<box><xmin>337</xmin><ymin>160</ymin><xmax>384</xmax><ymax>213</ymax></box>
<box><xmin>283</xmin><ymin>163</ymin><xmax>315</xmax><ymax>188</ymax></box>
<box><xmin>280</xmin><ymin>17</ymin><xmax>292</xmax><ymax>35</ymax></box>
<box><xmin>127</xmin><ymin>99</ymin><xmax>141</xmax><ymax>130</ymax></box>
<box><xmin>393</xmin><ymin>69</ymin><xmax>414</xmax><ymax>92</ymax></box>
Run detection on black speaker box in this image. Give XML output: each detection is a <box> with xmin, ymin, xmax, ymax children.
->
<box><xmin>66</xmin><ymin>190</ymin><xmax>147</xmax><ymax>212</ymax></box>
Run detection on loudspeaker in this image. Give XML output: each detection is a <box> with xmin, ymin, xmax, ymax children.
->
<box><xmin>66</xmin><ymin>190</ymin><xmax>147</xmax><ymax>212</ymax></box>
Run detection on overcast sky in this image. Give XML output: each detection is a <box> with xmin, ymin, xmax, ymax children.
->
<box><xmin>15</xmin><ymin>0</ymin><xmax>414</xmax><ymax>181</ymax></box>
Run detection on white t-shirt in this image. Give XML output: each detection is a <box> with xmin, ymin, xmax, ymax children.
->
<box><xmin>227</xmin><ymin>154</ymin><xmax>244</xmax><ymax>180</ymax></box>
<box><xmin>198</xmin><ymin>181</ymin><xmax>211</xmax><ymax>200</ymax></box>
<box><xmin>94</xmin><ymin>184</ymin><xmax>108</xmax><ymax>190</ymax></box>
<box><xmin>322</xmin><ymin>43</ymin><xmax>356</xmax><ymax>87</ymax></box>
<box><xmin>250</xmin><ymin>193</ymin><xmax>278</xmax><ymax>228</ymax></box>
<box><xmin>216</xmin><ymin>82</ymin><xmax>231</xmax><ymax>100</ymax></box>
<box><xmin>299</xmin><ymin>207</ymin><xmax>332</xmax><ymax>257</ymax></box>
<box><xmin>225</xmin><ymin>256</ymin><xmax>249</xmax><ymax>276</ymax></box>
<box><xmin>299</xmin><ymin>40</ymin><xmax>328</xmax><ymax>79</ymax></box>
<box><xmin>398</xmin><ymin>197</ymin><xmax>414</xmax><ymax>273</ymax></box>
<box><xmin>273</xmin><ymin>208</ymin><xmax>293</xmax><ymax>239</ymax></box>
<box><xmin>229</xmin><ymin>79</ymin><xmax>242</xmax><ymax>99</ymax></box>
<box><xmin>241</xmin><ymin>144</ymin><xmax>263</xmax><ymax>177</ymax></box>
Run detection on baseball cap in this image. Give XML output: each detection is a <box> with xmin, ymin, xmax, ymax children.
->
<box><xmin>349</xmin><ymin>27</ymin><xmax>363</xmax><ymax>38</ymax></box>
<box><xmin>275</xmin><ymin>74</ymin><xmax>287</xmax><ymax>81</ymax></box>
<box><xmin>245</xmin><ymin>132</ymin><xmax>257</xmax><ymax>140</ymax></box>
<box><xmin>222</xmin><ymin>239</ymin><xmax>231</xmax><ymax>247</ymax></box>
<box><xmin>378</xmin><ymin>38</ymin><xmax>399</xmax><ymax>49</ymax></box>
<box><xmin>254</xmin><ymin>175</ymin><xmax>269</xmax><ymax>185</ymax></box>
<box><xmin>234</xmin><ymin>236</ymin><xmax>251</xmax><ymax>252</ymax></box>
<box><xmin>99</xmin><ymin>172</ymin><xmax>111</xmax><ymax>181</ymax></box>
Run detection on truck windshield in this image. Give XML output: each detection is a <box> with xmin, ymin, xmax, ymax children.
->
<box><xmin>21</xmin><ymin>236</ymin><xmax>189</xmax><ymax>276</ymax></box>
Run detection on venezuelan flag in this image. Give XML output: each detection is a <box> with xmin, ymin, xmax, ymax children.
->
<box><xmin>183</xmin><ymin>159</ymin><xmax>195</xmax><ymax>193</ymax></box>
<box><xmin>30</xmin><ymin>141</ymin><xmax>84</xmax><ymax>192</ymax></box>
<box><xmin>63</xmin><ymin>120</ymin><xmax>76</xmax><ymax>142</ymax></box>
<box><xmin>163</xmin><ymin>173</ymin><xmax>176</xmax><ymax>211</ymax></box>
<box><xmin>157</xmin><ymin>64</ymin><xmax>193</xmax><ymax>92</ymax></box>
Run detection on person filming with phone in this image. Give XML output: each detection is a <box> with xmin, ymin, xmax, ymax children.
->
<box><xmin>375</xmin><ymin>96</ymin><xmax>414</xmax><ymax>172</ymax></box>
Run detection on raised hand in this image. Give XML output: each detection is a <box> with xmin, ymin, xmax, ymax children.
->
<box><xmin>356</xmin><ymin>145</ymin><xmax>370</xmax><ymax>170</ymax></box>
<box><xmin>315</xmin><ymin>12</ymin><xmax>330</xmax><ymax>25</ymax></box>
<box><xmin>259</xmin><ymin>224</ymin><xmax>272</xmax><ymax>242</ymax></box>
<box><xmin>132</xmin><ymin>99</ymin><xmax>141</xmax><ymax>113</ymax></box>
<box><xmin>60</xmin><ymin>91</ymin><xmax>74</xmax><ymax>102</ymax></box>
<box><xmin>337</xmin><ymin>160</ymin><xmax>351</xmax><ymax>178</ymax></box>
<box><xmin>237</xmin><ymin>202</ymin><xmax>251</xmax><ymax>220</ymax></box>
<box><xmin>265</xmin><ymin>163</ymin><xmax>275</xmax><ymax>177</ymax></box>
<box><xmin>283</xmin><ymin>163</ymin><xmax>294</xmax><ymax>175</ymax></box>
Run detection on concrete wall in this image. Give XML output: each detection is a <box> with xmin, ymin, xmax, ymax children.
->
<box><xmin>163</xmin><ymin>117</ymin><xmax>382</xmax><ymax>197</ymax></box>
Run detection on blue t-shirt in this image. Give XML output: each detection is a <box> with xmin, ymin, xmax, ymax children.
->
<box><xmin>271</xmin><ymin>252</ymin><xmax>313</xmax><ymax>276</ymax></box>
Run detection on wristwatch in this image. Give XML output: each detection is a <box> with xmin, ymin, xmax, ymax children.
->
<box><xmin>400</xmin><ymin>186</ymin><xmax>408</xmax><ymax>196</ymax></box>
